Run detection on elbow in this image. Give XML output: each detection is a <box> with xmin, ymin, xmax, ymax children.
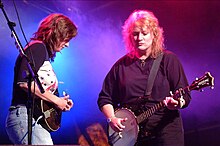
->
<box><xmin>18</xmin><ymin>82</ymin><xmax>28</xmax><ymax>90</ymax></box>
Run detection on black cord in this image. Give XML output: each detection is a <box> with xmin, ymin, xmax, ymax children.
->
<box><xmin>12</xmin><ymin>0</ymin><xmax>37</xmax><ymax>127</ymax></box>
<box><xmin>11</xmin><ymin>1</ymin><xmax>38</xmax><ymax>144</ymax></box>
<box><xmin>12</xmin><ymin>0</ymin><xmax>36</xmax><ymax>68</ymax></box>
<box><xmin>12</xmin><ymin>0</ymin><xmax>29</xmax><ymax>45</ymax></box>
<box><xmin>12</xmin><ymin>0</ymin><xmax>37</xmax><ymax>88</ymax></box>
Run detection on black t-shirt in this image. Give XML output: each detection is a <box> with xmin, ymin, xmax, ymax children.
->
<box><xmin>11</xmin><ymin>41</ymin><xmax>58</xmax><ymax>106</ymax></box>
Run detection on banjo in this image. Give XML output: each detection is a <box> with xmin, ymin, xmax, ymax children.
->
<box><xmin>108</xmin><ymin>72</ymin><xmax>214</xmax><ymax>146</ymax></box>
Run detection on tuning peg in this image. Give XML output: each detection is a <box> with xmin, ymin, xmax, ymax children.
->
<box><xmin>170</xmin><ymin>91</ymin><xmax>173</xmax><ymax>96</ymax></box>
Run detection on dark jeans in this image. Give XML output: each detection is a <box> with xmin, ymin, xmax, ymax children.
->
<box><xmin>135</xmin><ymin>130</ymin><xmax>184</xmax><ymax>146</ymax></box>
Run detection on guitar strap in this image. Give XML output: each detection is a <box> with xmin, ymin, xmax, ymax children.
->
<box><xmin>144</xmin><ymin>52</ymin><xmax>164</xmax><ymax>97</ymax></box>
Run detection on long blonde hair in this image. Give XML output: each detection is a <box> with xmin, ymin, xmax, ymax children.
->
<box><xmin>122</xmin><ymin>10</ymin><xmax>164</xmax><ymax>58</ymax></box>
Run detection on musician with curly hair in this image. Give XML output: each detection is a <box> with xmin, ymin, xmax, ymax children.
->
<box><xmin>98</xmin><ymin>10</ymin><xmax>191</xmax><ymax>146</ymax></box>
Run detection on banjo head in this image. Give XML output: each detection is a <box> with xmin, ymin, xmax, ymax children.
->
<box><xmin>108</xmin><ymin>108</ymin><xmax>139</xmax><ymax>146</ymax></box>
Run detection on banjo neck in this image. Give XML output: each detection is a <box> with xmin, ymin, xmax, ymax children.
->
<box><xmin>136</xmin><ymin>101</ymin><xmax>165</xmax><ymax>124</ymax></box>
<box><xmin>108</xmin><ymin>72</ymin><xmax>214</xmax><ymax>146</ymax></box>
<box><xmin>136</xmin><ymin>85</ymin><xmax>191</xmax><ymax>124</ymax></box>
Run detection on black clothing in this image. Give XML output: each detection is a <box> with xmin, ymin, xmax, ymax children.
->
<box><xmin>98</xmin><ymin>50</ymin><xmax>191</xmax><ymax>146</ymax></box>
<box><xmin>11</xmin><ymin>41</ymin><xmax>58</xmax><ymax>106</ymax></box>
<box><xmin>7</xmin><ymin>41</ymin><xmax>58</xmax><ymax>144</ymax></box>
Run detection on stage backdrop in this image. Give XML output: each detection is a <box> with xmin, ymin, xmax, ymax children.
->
<box><xmin>0</xmin><ymin>1</ymin><xmax>219</xmax><ymax>145</ymax></box>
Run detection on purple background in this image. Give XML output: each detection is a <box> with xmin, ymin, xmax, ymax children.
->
<box><xmin>0</xmin><ymin>1</ymin><xmax>219</xmax><ymax>145</ymax></box>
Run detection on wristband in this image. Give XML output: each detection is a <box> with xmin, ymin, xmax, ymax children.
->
<box><xmin>107</xmin><ymin>116</ymin><xmax>115</xmax><ymax>123</ymax></box>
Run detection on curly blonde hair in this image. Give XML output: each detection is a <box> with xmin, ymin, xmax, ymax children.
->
<box><xmin>122</xmin><ymin>10</ymin><xmax>164</xmax><ymax>58</ymax></box>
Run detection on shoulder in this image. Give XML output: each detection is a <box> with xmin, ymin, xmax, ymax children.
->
<box><xmin>25</xmin><ymin>41</ymin><xmax>49</xmax><ymax>60</ymax></box>
<box><xmin>162</xmin><ymin>50</ymin><xmax>183</xmax><ymax>69</ymax></box>
<box><xmin>110</xmin><ymin>54</ymin><xmax>136</xmax><ymax>73</ymax></box>
<box><xmin>115</xmin><ymin>54</ymin><xmax>128</xmax><ymax>63</ymax></box>
<box><xmin>108</xmin><ymin>54</ymin><xmax>131</xmax><ymax>74</ymax></box>
<box><xmin>114</xmin><ymin>54</ymin><xmax>134</xmax><ymax>66</ymax></box>
<box><xmin>25</xmin><ymin>41</ymin><xmax>46</xmax><ymax>51</ymax></box>
<box><xmin>163</xmin><ymin>50</ymin><xmax>180</xmax><ymax>61</ymax></box>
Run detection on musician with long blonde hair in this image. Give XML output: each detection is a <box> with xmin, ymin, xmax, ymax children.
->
<box><xmin>98</xmin><ymin>9</ymin><xmax>191</xmax><ymax>146</ymax></box>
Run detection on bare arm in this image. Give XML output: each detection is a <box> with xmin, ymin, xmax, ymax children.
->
<box><xmin>19</xmin><ymin>82</ymin><xmax>73</xmax><ymax>111</ymax></box>
<box><xmin>101</xmin><ymin>104</ymin><xmax>127</xmax><ymax>132</ymax></box>
<box><xmin>101</xmin><ymin>104</ymin><xmax>115</xmax><ymax>119</ymax></box>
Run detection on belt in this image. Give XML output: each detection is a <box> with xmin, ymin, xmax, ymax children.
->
<box><xmin>9</xmin><ymin>104</ymin><xmax>26</xmax><ymax>111</ymax></box>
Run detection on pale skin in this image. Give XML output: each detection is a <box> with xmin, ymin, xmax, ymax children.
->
<box><xmin>56</xmin><ymin>42</ymin><xmax>70</xmax><ymax>52</ymax></box>
<box><xmin>19</xmin><ymin>82</ymin><xmax>73</xmax><ymax>111</ymax></box>
<box><xmin>101</xmin><ymin>26</ymin><xmax>185</xmax><ymax>132</ymax></box>
<box><xmin>19</xmin><ymin>41</ymin><xmax>74</xmax><ymax>111</ymax></box>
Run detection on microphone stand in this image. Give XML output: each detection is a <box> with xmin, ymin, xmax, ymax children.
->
<box><xmin>0</xmin><ymin>1</ymin><xmax>45</xmax><ymax>144</ymax></box>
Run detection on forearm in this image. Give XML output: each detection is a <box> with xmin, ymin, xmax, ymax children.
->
<box><xmin>19</xmin><ymin>81</ymin><xmax>60</xmax><ymax>105</ymax></box>
<box><xmin>101</xmin><ymin>104</ymin><xmax>115</xmax><ymax>119</ymax></box>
